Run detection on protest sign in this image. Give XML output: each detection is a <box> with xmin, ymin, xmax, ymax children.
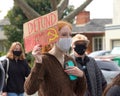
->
<box><xmin>23</xmin><ymin>11</ymin><xmax>58</xmax><ymax>53</ymax></box>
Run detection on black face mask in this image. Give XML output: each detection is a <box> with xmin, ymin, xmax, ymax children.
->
<box><xmin>74</xmin><ymin>44</ymin><xmax>87</xmax><ymax>55</ymax></box>
<box><xmin>13</xmin><ymin>51</ymin><xmax>22</xmax><ymax>56</ymax></box>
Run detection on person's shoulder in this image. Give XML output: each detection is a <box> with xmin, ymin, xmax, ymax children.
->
<box><xmin>111</xmin><ymin>85</ymin><xmax>120</xmax><ymax>90</ymax></box>
<box><xmin>87</xmin><ymin>55</ymin><xmax>95</xmax><ymax>60</ymax></box>
<box><xmin>42</xmin><ymin>53</ymin><xmax>56</xmax><ymax>60</ymax></box>
<box><xmin>107</xmin><ymin>85</ymin><xmax>120</xmax><ymax>95</ymax></box>
<box><xmin>87</xmin><ymin>56</ymin><xmax>97</xmax><ymax>62</ymax></box>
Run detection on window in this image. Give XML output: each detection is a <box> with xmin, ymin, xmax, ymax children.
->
<box><xmin>112</xmin><ymin>40</ymin><xmax>120</xmax><ymax>49</ymax></box>
<box><xmin>93</xmin><ymin>37</ymin><xmax>103</xmax><ymax>51</ymax></box>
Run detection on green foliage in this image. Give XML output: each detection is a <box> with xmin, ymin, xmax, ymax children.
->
<box><xmin>4</xmin><ymin>25</ymin><xmax>23</xmax><ymax>46</ymax></box>
<box><xmin>3</xmin><ymin>0</ymin><xmax>53</xmax><ymax>66</ymax></box>
<box><xmin>25</xmin><ymin>52</ymin><xmax>34</xmax><ymax>68</ymax></box>
<box><xmin>0</xmin><ymin>51</ymin><xmax>7</xmax><ymax>56</ymax></box>
<box><xmin>4</xmin><ymin>5</ymin><xmax>27</xmax><ymax>47</ymax></box>
<box><xmin>4</xmin><ymin>0</ymin><xmax>52</xmax><ymax>46</ymax></box>
<box><xmin>26</xmin><ymin>0</ymin><xmax>52</xmax><ymax>15</ymax></box>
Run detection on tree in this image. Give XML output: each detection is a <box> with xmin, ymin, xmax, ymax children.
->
<box><xmin>14</xmin><ymin>0</ymin><xmax>93</xmax><ymax>21</ymax></box>
<box><xmin>4</xmin><ymin>0</ymin><xmax>52</xmax><ymax>46</ymax></box>
<box><xmin>4</xmin><ymin>0</ymin><xmax>93</xmax><ymax>51</ymax></box>
<box><xmin>4</xmin><ymin>0</ymin><xmax>54</xmax><ymax>62</ymax></box>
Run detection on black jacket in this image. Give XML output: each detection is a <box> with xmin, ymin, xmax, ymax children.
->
<box><xmin>2</xmin><ymin>58</ymin><xmax>30</xmax><ymax>93</ymax></box>
<box><xmin>106</xmin><ymin>85</ymin><xmax>120</xmax><ymax>96</ymax></box>
<box><xmin>72</xmin><ymin>55</ymin><xmax>107</xmax><ymax>96</ymax></box>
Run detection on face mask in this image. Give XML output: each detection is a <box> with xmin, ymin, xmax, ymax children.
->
<box><xmin>13</xmin><ymin>51</ymin><xmax>22</xmax><ymax>56</ymax></box>
<box><xmin>56</xmin><ymin>37</ymin><xmax>72</xmax><ymax>52</ymax></box>
<box><xmin>74</xmin><ymin>44</ymin><xmax>87</xmax><ymax>55</ymax></box>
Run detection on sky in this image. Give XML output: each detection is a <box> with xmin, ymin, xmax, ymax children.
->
<box><xmin>0</xmin><ymin>0</ymin><xmax>13</xmax><ymax>20</ymax></box>
<box><xmin>0</xmin><ymin>0</ymin><xmax>113</xmax><ymax>20</ymax></box>
<box><xmin>69</xmin><ymin>0</ymin><xmax>113</xmax><ymax>19</ymax></box>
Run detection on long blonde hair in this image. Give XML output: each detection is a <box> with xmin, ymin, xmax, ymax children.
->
<box><xmin>6</xmin><ymin>42</ymin><xmax>26</xmax><ymax>60</ymax></box>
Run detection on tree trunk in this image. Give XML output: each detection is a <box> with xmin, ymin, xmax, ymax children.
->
<box><xmin>63</xmin><ymin>0</ymin><xmax>93</xmax><ymax>22</ymax></box>
<box><xmin>57</xmin><ymin>0</ymin><xmax>69</xmax><ymax>19</ymax></box>
<box><xmin>14</xmin><ymin>0</ymin><xmax>93</xmax><ymax>21</ymax></box>
<box><xmin>14</xmin><ymin>0</ymin><xmax>40</xmax><ymax>20</ymax></box>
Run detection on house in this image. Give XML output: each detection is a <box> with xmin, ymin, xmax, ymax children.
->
<box><xmin>0</xmin><ymin>18</ymin><xmax>10</xmax><ymax>54</ymax></box>
<box><xmin>105</xmin><ymin>0</ymin><xmax>120</xmax><ymax>50</ymax></box>
<box><xmin>72</xmin><ymin>11</ymin><xmax>112</xmax><ymax>53</ymax></box>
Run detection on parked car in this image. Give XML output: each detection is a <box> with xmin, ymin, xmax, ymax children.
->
<box><xmin>95</xmin><ymin>59</ymin><xmax>120</xmax><ymax>84</ymax></box>
<box><xmin>111</xmin><ymin>46</ymin><xmax>120</xmax><ymax>55</ymax></box>
<box><xmin>93</xmin><ymin>52</ymin><xmax>120</xmax><ymax>67</ymax></box>
<box><xmin>88</xmin><ymin>50</ymin><xmax>111</xmax><ymax>58</ymax></box>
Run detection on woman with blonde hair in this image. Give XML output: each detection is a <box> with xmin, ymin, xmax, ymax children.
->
<box><xmin>2</xmin><ymin>42</ymin><xmax>30</xmax><ymax>96</ymax></box>
<box><xmin>6</xmin><ymin>42</ymin><xmax>26</xmax><ymax>60</ymax></box>
<box><xmin>24</xmin><ymin>21</ymin><xmax>87</xmax><ymax>96</ymax></box>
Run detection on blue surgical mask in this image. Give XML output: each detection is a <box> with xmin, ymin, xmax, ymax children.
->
<box><xmin>56</xmin><ymin>37</ymin><xmax>72</xmax><ymax>52</ymax></box>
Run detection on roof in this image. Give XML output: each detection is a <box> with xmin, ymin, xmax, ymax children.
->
<box><xmin>0</xmin><ymin>18</ymin><xmax>10</xmax><ymax>26</ymax></box>
<box><xmin>72</xmin><ymin>19</ymin><xmax>112</xmax><ymax>33</ymax></box>
<box><xmin>0</xmin><ymin>31</ymin><xmax>7</xmax><ymax>40</ymax></box>
<box><xmin>0</xmin><ymin>18</ymin><xmax>10</xmax><ymax>40</ymax></box>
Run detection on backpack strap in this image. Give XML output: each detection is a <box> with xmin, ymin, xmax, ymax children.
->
<box><xmin>5</xmin><ymin>58</ymin><xmax>9</xmax><ymax>84</ymax></box>
<box><xmin>0</xmin><ymin>63</ymin><xmax>5</xmax><ymax>93</ymax></box>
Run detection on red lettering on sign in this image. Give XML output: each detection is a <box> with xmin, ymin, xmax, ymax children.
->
<box><xmin>33</xmin><ymin>18</ymin><xmax>40</xmax><ymax>33</ymax></box>
<box><xmin>28</xmin><ymin>22</ymin><xmax>33</xmax><ymax>34</ymax></box>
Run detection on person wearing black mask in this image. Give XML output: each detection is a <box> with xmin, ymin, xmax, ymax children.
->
<box><xmin>71</xmin><ymin>34</ymin><xmax>107</xmax><ymax>96</ymax></box>
<box><xmin>1</xmin><ymin>42</ymin><xmax>30</xmax><ymax>96</ymax></box>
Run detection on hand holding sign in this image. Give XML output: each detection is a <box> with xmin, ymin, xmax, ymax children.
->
<box><xmin>32</xmin><ymin>44</ymin><xmax>42</xmax><ymax>63</ymax></box>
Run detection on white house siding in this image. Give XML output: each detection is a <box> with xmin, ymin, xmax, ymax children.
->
<box><xmin>105</xmin><ymin>0</ymin><xmax>120</xmax><ymax>50</ymax></box>
<box><xmin>105</xmin><ymin>25</ymin><xmax>120</xmax><ymax>50</ymax></box>
<box><xmin>113</xmin><ymin>0</ymin><xmax>120</xmax><ymax>24</ymax></box>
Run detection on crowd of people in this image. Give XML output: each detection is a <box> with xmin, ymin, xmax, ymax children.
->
<box><xmin>0</xmin><ymin>20</ymin><xmax>120</xmax><ymax>96</ymax></box>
